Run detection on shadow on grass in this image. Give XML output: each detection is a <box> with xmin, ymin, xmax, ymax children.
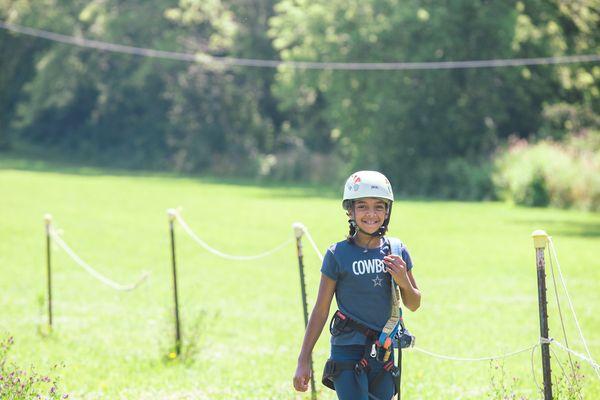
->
<box><xmin>514</xmin><ymin>219</ymin><xmax>600</xmax><ymax>238</ymax></box>
<box><xmin>0</xmin><ymin>151</ymin><xmax>340</xmax><ymax>200</ymax></box>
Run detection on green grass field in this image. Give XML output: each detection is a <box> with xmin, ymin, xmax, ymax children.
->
<box><xmin>1</xmin><ymin>164</ymin><xmax>599</xmax><ymax>399</ymax></box>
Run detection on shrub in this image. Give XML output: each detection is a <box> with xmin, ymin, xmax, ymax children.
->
<box><xmin>493</xmin><ymin>133</ymin><xmax>600</xmax><ymax>211</ymax></box>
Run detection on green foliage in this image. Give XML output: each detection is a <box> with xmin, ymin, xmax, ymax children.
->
<box><xmin>493</xmin><ymin>133</ymin><xmax>600</xmax><ymax>210</ymax></box>
<box><xmin>539</xmin><ymin>102</ymin><xmax>600</xmax><ymax>140</ymax></box>
<box><xmin>269</xmin><ymin>0</ymin><xmax>578</xmax><ymax>198</ymax></box>
<box><xmin>3</xmin><ymin>1</ymin><xmax>280</xmax><ymax>173</ymax></box>
<box><xmin>524</xmin><ymin>169</ymin><xmax>551</xmax><ymax>207</ymax></box>
<box><xmin>0</xmin><ymin>0</ymin><xmax>598</xmax><ymax>196</ymax></box>
<box><xmin>489</xmin><ymin>360</ymin><xmax>527</xmax><ymax>400</ymax></box>
<box><xmin>0</xmin><ymin>335</ymin><xmax>68</xmax><ymax>399</ymax></box>
<box><xmin>554</xmin><ymin>361</ymin><xmax>585</xmax><ymax>400</ymax></box>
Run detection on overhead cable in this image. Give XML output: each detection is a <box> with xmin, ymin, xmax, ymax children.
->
<box><xmin>1</xmin><ymin>21</ymin><xmax>599</xmax><ymax>71</ymax></box>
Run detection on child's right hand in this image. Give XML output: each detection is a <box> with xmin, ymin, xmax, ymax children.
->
<box><xmin>293</xmin><ymin>361</ymin><xmax>312</xmax><ymax>392</ymax></box>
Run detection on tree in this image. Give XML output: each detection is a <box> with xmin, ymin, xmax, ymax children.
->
<box><xmin>269</xmin><ymin>0</ymin><xmax>596</xmax><ymax>197</ymax></box>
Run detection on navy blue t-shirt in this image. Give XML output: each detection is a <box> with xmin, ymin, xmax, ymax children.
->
<box><xmin>321</xmin><ymin>238</ymin><xmax>413</xmax><ymax>346</ymax></box>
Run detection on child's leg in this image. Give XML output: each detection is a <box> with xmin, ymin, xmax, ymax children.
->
<box><xmin>366</xmin><ymin>354</ymin><xmax>396</xmax><ymax>400</ymax></box>
<box><xmin>367</xmin><ymin>369</ymin><xmax>395</xmax><ymax>400</ymax></box>
<box><xmin>333</xmin><ymin>369</ymin><xmax>369</xmax><ymax>400</ymax></box>
<box><xmin>330</xmin><ymin>345</ymin><xmax>369</xmax><ymax>400</ymax></box>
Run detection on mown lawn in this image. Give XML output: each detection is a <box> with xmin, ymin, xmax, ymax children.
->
<box><xmin>1</xmin><ymin>165</ymin><xmax>599</xmax><ymax>399</ymax></box>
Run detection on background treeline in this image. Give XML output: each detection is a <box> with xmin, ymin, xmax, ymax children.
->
<box><xmin>0</xmin><ymin>0</ymin><xmax>598</xmax><ymax>205</ymax></box>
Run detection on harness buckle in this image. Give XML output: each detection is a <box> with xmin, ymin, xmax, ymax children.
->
<box><xmin>370</xmin><ymin>343</ymin><xmax>377</xmax><ymax>358</ymax></box>
<box><xmin>329</xmin><ymin>311</ymin><xmax>351</xmax><ymax>337</ymax></box>
<box><xmin>395</xmin><ymin>328</ymin><xmax>416</xmax><ymax>349</ymax></box>
<box><xmin>354</xmin><ymin>358</ymin><xmax>369</xmax><ymax>375</ymax></box>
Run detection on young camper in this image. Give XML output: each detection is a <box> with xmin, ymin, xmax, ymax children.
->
<box><xmin>293</xmin><ymin>170</ymin><xmax>421</xmax><ymax>400</ymax></box>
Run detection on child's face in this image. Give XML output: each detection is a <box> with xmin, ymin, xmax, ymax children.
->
<box><xmin>349</xmin><ymin>197</ymin><xmax>388</xmax><ymax>235</ymax></box>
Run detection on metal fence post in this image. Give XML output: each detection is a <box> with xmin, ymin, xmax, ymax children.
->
<box><xmin>293</xmin><ymin>223</ymin><xmax>317</xmax><ymax>400</ymax></box>
<box><xmin>44</xmin><ymin>214</ymin><xmax>53</xmax><ymax>329</ymax></box>
<box><xmin>532</xmin><ymin>230</ymin><xmax>553</xmax><ymax>400</ymax></box>
<box><xmin>168</xmin><ymin>209</ymin><xmax>182</xmax><ymax>356</ymax></box>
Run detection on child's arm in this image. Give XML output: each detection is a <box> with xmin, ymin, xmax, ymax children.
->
<box><xmin>293</xmin><ymin>274</ymin><xmax>336</xmax><ymax>392</ymax></box>
<box><xmin>383</xmin><ymin>255</ymin><xmax>421</xmax><ymax>312</ymax></box>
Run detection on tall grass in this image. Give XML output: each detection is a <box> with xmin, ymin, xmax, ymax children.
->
<box><xmin>494</xmin><ymin>133</ymin><xmax>600</xmax><ymax>211</ymax></box>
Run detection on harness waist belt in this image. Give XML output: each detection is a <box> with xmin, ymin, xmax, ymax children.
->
<box><xmin>330</xmin><ymin>310</ymin><xmax>380</xmax><ymax>340</ymax></box>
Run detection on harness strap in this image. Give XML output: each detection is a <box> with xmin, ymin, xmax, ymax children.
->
<box><xmin>330</xmin><ymin>310</ymin><xmax>379</xmax><ymax>340</ymax></box>
<box><xmin>379</xmin><ymin>238</ymin><xmax>401</xmax><ymax>344</ymax></box>
<box><xmin>371</xmin><ymin>360</ymin><xmax>400</xmax><ymax>395</ymax></box>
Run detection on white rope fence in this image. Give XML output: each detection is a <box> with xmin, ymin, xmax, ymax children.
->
<box><xmin>304</xmin><ymin>237</ymin><xmax>546</xmax><ymax>363</ymax></box>
<box><xmin>169</xmin><ymin>208</ymin><xmax>293</xmax><ymax>261</ymax></box>
<box><xmin>545</xmin><ymin>338</ymin><xmax>600</xmax><ymax>374</ymax></box>
<box><xmin>168</xmin><ymin>216</ymin><xmax>600</xmax><ymax>377</ymax></box>
<box><xmin>547</xmin><ymin>237</ymin><xmax>600</xmax><ymax>380</ymax></box>
<box><xmin>411</xmin><ymin>344</ymin><xmax>539</xmax><ymax>362</ymax></box>
<box><xmin>46</xmin><ymin>212</ymin><xmax>600</xmax><ymax>380</ymax></box>
<box><xmin>1</xmin><ymin>21</ymin><xmax>599</xmax><ymax>71</ymax></box>
<box><xmin>292</xmin><ymin>222</ymin><xmax>324</xmax><ymax>262</ymax></box>
<box><xmin>47</xmin><ymin>218</ymin><xmax>148</xmax><ymax>291</ymax></box>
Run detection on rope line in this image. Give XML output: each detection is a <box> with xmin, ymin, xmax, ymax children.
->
<box><xmin>300</xmin><ymin>226</ymin><xmax>324</xmax><ymax>262</ymax></box>
<box><xmin>307</xmin><ymin>238</ymin><xmax>540</xmax><ymax>363</ymax></box>
<box><xmin>549</xmin><ymin>344</ymin><xmax>584</xmax><ymax>400</ymax></box>
<box><xmin>549</xmin><ymin>338</ymin><xmax>600</xmax><ymax>377</ymax></box>
<box><xmin>531</xmin><ymin>344</ymin><xmax>544</xmax><ymax>398</ymax></box>
<box><xmin>547</xmin><ymin>241</ymin><xmax>578</xmax><ymax>383</ymax></box>
<box><xmin>1</xmin><ymin>21</ymin><xmax>599</xmax><ymax>71</ymax></box>
<box><xmin>548</xmin><ymin>237</ymin><xmax>600</xmax><ymax>380</ymax></box>
<box><xmin>48</xmin><ymin>225</ymin><xmax>149</xmax><ymax>291</ymax></box>
<box><xmin>411</xmin><ymin>344</ymin><xmax>538</xmax><ymax>362</ymax></box>
<box><xmin>171</xmin><ymin>209</ymin><xmax>293</xmax><ymax>260</ymax></box>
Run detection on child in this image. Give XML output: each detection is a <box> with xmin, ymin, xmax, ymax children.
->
<box><xmin>293</xmin><ymin>170</ymin><xmax>421</xmax><ymax>400</ymax></box>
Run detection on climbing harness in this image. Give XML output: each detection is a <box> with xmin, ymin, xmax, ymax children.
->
<box><xmin>321</xmin><ymin>237</ymin><xmax>415</xmax><ymax>395</ymax></box>
<box><xmin>321</xmin><ymin>309</ymin><xmax>415</xmax><ymax>393</ymax></box>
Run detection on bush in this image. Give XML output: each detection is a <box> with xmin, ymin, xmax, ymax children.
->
<box><xmin>493</xmin><ymin>133</ymin><xmax>600</xmax><ymax>211</ymax></box>
<box><xmin>384</xmin><ymin>157</ymin><xmax>496</xmax><ymax>200</ymax></box>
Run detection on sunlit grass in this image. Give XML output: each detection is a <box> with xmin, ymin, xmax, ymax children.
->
<box><xmin>0</xmin><ymin>166</ymin><xmax>599</xmax><ymax>399</ymax></box>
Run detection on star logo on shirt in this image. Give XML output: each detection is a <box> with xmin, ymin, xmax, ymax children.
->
<box><xmin>372</xmin><ymin>274</ymin><xmax>383</xmax><ymax>287</ymax></box>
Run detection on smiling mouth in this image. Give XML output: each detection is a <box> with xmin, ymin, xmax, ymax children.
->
<box><xmin>361</xmin><ymin>220</ymin><xmax>380</xmax><ymax>226</ymax></box>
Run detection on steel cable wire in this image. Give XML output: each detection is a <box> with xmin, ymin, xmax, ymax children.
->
<box><xmin>1</xmin><ymin>21</ymin><xmax>599</xmax><ymax>71</ymax></box>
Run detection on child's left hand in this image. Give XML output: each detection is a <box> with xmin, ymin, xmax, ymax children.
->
<box><xmin>383</xmin><ymin>255</ymin><xmax>410</xmax><ymax>288</ymax></box>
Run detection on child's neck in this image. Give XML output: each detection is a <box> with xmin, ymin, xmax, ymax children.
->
<box><xmin>353</xmin><ymin>233</ymin><xmax>382</xmax><ymax>249</ymax></box>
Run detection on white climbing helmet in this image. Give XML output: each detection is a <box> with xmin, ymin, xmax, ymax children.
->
<box><xmin>342</xmin><ymin>170</ymin><xmax>394</xmax><ymax>210</ymax></box>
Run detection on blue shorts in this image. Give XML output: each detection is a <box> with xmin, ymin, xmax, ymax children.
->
<box><xmin>330</xmin><ymin>345</ymin><xmax>396</xmax><ymax>400</ymax></box>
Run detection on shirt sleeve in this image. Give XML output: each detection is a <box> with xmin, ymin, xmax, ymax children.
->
<box><xmin>320</xmin><ymin>246</ymin><xmax>340</xmax><ymax>281</ymax></box>
<box><xmin>401</xmin><ymin>246</ymin><xmax>414</xmax><ymax>271</ymax></box>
